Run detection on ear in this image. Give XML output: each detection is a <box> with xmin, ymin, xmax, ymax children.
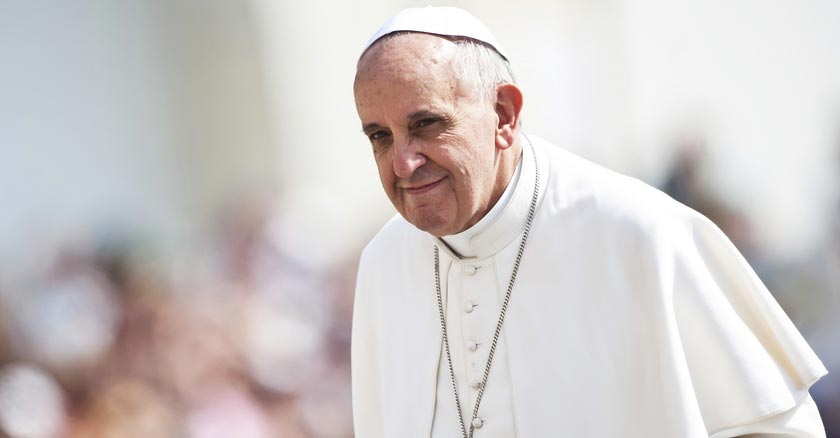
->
<box><xmin>494</xmin><ymin>83</ymin><xmax>523</xmax><ymax>150</ymax></box>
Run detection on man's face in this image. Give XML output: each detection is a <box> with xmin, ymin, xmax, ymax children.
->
<box><xmin>354</xmin><ymin>33</ymin><xmax>503</xmax><ymax>237</ymax></box>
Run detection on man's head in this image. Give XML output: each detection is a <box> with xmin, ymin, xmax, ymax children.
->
<box><xmin>354</xmin><ymin>8</ymin><xmax>524</xmax><ymax>237</ymax></box>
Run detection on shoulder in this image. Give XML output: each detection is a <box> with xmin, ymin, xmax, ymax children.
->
<box><xmin>532</xmin><ymin>135</ymin><xmax>699</xmax><ymax>244</ymax></box>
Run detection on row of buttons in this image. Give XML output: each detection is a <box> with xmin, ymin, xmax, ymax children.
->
<box><xmin>462</xmin><ymin>263</ymin><xmax>484</xmax><ymax>431</ymax></box>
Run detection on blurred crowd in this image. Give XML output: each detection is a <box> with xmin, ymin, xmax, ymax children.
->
<box><xmin>0</xmin><ymin>197</ymin><xmax>356</xmax><ymax>437</ymax></box>
<box><xmin>0</xmin><ymin>143</ymin><xmax>838</xmax><ymax>438</ymax></box>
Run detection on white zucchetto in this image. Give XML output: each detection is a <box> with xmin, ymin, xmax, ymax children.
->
<box><xmin>359</xmin><ymin>6</ymin><xmax>509</xmax><ymax>61</ymax></box>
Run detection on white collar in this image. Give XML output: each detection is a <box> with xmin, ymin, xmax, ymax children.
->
<box><xmin>434</xmin><ymin>135</ymin><xmax>546</xmax><ymax>261</ymax></box>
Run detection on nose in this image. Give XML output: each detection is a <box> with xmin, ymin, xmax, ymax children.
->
<box><xmin>393</xmin><ymin>137</ymin><xmax>426</xmax><ymax>178</ymax></box>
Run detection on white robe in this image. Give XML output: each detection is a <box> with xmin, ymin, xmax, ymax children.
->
<box><xmin>352</xmin><ymin>135</ymin><xmax>827</xmax><ymax>437</ymax></box>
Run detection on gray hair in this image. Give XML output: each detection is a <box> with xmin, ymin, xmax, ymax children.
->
<box><xmin>448</xmin><ymin>37</ymin><xmax>516</xmax><ymax>101</ymax></box>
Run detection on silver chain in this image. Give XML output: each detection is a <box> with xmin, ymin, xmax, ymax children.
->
<box><xmin>434</xmin><ymin>141</ymin><xmax>540</xmax><ymax>438</ymax></box>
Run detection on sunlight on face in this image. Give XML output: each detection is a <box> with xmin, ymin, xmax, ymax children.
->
<box><xmin>354</xmin><ymin>34</ymin><xmax>503</xmax><ymax>237</ymax></box>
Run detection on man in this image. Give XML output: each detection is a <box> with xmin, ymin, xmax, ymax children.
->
<box><xmin>351</xmin><ymin>7</ymin><xmax>827</xmax><ymax>437</ymax></box>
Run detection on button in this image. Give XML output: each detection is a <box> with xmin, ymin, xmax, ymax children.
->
<box><xmin>464</xmin><ymin>301</ymin><xmax>477</xmax><ymax>313</ymax></box>
<box><xmin>467</xmin><ymin>340</ymin><xmax>479</xmax><ymax>352</ymax></box>
<box><xmin>470</xmin><ymin>378</ymin><xmax>481</xmax><ymax>389</ymax></box>
<box><xmin>472</xmin><ymin>418</ymin><xmax>484</xmax><ymax>429</ymax></box>
<box><xmin>465</xmin><ymin>265</ymin><xmax>479</xmax><ymax>275</ymax></box>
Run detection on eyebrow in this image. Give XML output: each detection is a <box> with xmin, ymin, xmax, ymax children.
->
<box><xmin>362</xmin><ymin>123</ymin><xmax>384</xmax><ymax>136</ymax></box>
<box><xmin>407</xmin><ymin>109</ymin><xmax>441</xmax><ymax>121</ymax></box>
<box><xmin>361</xmin><ymin>109</ymin><xmax>444</xmax><ymax>135</ymax></box>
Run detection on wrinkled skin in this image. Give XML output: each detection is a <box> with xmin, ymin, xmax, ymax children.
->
<box><xmin>354</xmin><ymin>33</ymin><xmax>522</xmax><ymax>237</ymax></box>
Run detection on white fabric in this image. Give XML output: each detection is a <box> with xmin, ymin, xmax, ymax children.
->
<box><xmin>360</xmin><ymin>6</ymin><xmax>509</xmax><ymax>62</ymax></box>
<box><xmin>711</xmin><ymin>394</ymin><xmax>824</xmax><ymax>438</ymax></box>
<box><xmin>430</xmin><ymin>251</ymin><xmax>518</xmax><ymax>437</ymax></box>
<box><xmin>352</xmin><ymin>135</ymin><xmax>828</xmax><ymax>437</ymax></box>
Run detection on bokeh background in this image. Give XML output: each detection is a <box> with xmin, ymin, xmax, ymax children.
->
<box><xmin>1</xmin><ymin>0</ymin><xmax>839</xmax><ymax>436</ymax></box>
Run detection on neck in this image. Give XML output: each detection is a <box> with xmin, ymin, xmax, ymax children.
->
<box><xmin>441</xmin><ymin>140</ymin><xmax>524</xmax><ymax>258</ymax></box>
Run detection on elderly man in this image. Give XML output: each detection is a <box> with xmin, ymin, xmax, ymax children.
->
<box><xmin>351</xmin><ymin>7</ymin><xmax>827</xmax><ymax>438</ymax></box>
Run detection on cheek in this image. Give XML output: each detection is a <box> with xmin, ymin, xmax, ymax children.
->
<box><xmin>448</xmin><ymin>146</ymin><xmax>495</xmax><ymax>200</ymax></box>
<box><xmin>375</xmin><ymin>154</ymin><xmax>398</xmax><ymax>192</ymax></box>
<box><xmin>443</xmin><ymin>145</ymin><xmax>486</xmax><ymax>181</ymax></box>
<box><xmin>373</xmin><ymin>149</ymin><xmax>391</xmax><ymax>175</ymax></box>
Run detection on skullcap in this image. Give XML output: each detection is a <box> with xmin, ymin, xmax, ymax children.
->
<box><xmin>360</xmin><ymin>6</ymin><xmax>509</xmax><ymax>61</ymax></box>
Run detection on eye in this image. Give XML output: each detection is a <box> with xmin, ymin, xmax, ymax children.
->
<box><xmin>415</xmin><ymin>118</ymin><xmax>438</xmax><ymax>128</ymax></box>
<box><xmin>368</xmin><ymin>130</ymin><xmax>390</xmax><ymax>142</ymax></box>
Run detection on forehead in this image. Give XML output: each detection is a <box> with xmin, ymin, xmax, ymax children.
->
<box><xmin>354</xmin><ymin>33</ymin><xmax>460</xmax><ymax>97</ymax></box>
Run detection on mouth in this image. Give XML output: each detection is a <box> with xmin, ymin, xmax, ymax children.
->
<box><xmin>402</xmin><ymin>177</ymin><xmax>446</xmax><ymax>196</ymax></box>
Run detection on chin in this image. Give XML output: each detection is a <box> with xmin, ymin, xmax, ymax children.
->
<box><xmin>405</xmin><ymin>208</ymin><xmax>456</xmax><ymax>237</ymax></box>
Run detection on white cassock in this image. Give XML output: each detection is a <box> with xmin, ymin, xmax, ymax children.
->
<box><xmin>352</xmin><ymin>135</ymin><xmax>828</xmax><ymax>437</ymax></box>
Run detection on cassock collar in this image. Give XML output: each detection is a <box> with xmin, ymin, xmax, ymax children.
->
<box><xmin>433</xmin><ymin>134</ymin><xmax>547</xmax><ymax>262</ymax></box>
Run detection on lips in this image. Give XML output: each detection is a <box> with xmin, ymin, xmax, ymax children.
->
<box><xmin>402</xmin><ymin>177</ymin><xmax>445</xmax><ymax>195</ymax></box>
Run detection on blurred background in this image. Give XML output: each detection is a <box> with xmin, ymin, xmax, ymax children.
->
<box><xmin>0</xmin><ymin>0</ymin><xmax>838</xmax><ymax>436</ymax></box>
